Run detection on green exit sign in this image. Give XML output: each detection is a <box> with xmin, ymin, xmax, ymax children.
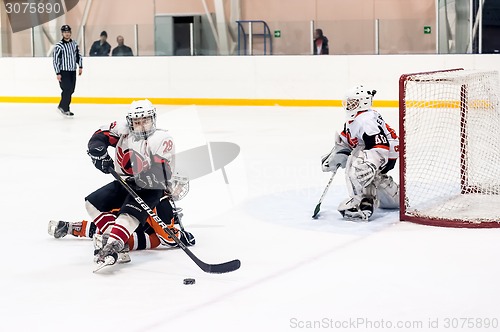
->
<box><xmin>274</xmin><ymin>30</ymin><xmax>281</xmax><ymax>38</ymax></box>
<box><xmin>424</xmin><ymin>26</ymin><xmax>432</xmax><ymax>34</ymax></box>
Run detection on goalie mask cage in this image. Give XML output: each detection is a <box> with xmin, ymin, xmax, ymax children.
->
<box><xmin>399</xmin><ymin>68</ymin><xmax>500</xmax><ymax>228</ymax></box>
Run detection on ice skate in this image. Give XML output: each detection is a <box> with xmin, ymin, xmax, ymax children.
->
<box><xmin>48</xmin><ymin>220</ymin><xmax>96</xmax><ymax>238</ymax></box>
<box><xmin>57</xmin><ymin>107</ymin><xmax>74</xmax><ymax>118</ymax></box>
<box><xmin>93</xmin><ymin>234</ymin><xmax>130</xmax><ymax>272</ymax></box>
<box><xmin>48</xmin><ymin>220</ymin><xmax>69</xmax><ymax>238</ymax></box>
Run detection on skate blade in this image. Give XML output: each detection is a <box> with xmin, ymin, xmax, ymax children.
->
<box><xmin>56</xmin><ymin>108</ymin><xmax>74</xmax><ymax>119</ymax></box>
<box><xmin>92</xmin><ymin>256</ymin><xmax>116</xmax><ymax>273</ymax></box>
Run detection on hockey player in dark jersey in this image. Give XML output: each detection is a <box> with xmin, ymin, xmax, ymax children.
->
<box><xmin>81</xmin><ymin>99</ymin><xmax>192</xmax><ymax>268</ymax></box>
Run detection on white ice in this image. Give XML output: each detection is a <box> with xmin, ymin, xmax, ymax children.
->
<box><xmin>1</xmin><ymin>103</ymin><xmax>500</xmax><ymax>332</ymax></box>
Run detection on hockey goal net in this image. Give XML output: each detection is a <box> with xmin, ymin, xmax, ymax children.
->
<box><xmin>399</xmin><ymin>68</ymin><xmax>500</xmax><ymax>228</ymax></box>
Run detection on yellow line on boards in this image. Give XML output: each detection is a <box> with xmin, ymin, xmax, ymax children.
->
<box><xmin>0</xmin><ymin>96</ymin><xmax>399</xmax><ymax>108</ymax></box>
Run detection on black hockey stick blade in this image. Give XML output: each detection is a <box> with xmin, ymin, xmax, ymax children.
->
<box><xmin>109</xmin><ymin>168</ymin><xmax>241</xmax><ymax>274</ymax></box>
<box><xmin>192</xmin><ymin>254</ymin><xmax>241</xmax><ymax>274</ymax></box>
<box><xmin>177</xmin><ymin>242</ymin><xmax>241</xmax><ymax>273</ymax></box>
<box><xmin>312</xmin><ymin>203</ymin><xmax>322</xmax><ymax>219</ymax></box>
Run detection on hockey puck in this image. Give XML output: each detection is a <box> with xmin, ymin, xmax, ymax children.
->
<box><xmin>183</xmin><ymin>278</ymin><xmax>196</xmax><ymax>285</ymax></box>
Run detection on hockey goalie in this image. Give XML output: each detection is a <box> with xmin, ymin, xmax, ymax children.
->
<box><xmin>321</xmin><ymin>85</ymin><xmax>400</xmax><ymax>220</ymax></box>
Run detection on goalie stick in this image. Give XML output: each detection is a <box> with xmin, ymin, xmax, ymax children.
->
<box><xmin>109</xmin><ymin>168</ymin><xmax>241</xmax><ymax>274</ymax></box>
<box><xmin>312</xmin><ymin>166</ymin><xmax>339</xmax><ymax>219</ymax></box>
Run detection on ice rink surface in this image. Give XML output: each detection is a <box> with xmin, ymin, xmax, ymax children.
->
<box><xmin>1</xmin><ymin>103</ymin><xmax>500</xmax><ymax>332</ymax></box>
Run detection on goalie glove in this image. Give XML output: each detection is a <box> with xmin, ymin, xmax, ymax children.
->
<box><xmin>87</xmin><ymin>148</ymin><xmax>114</xmax><ymax>174</ymax></box>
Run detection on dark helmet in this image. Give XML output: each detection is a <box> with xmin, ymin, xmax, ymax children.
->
<box><xmin>60</xmin><ymin>25</ymin><xmax>71</xmax><ymax>32</ymax></box>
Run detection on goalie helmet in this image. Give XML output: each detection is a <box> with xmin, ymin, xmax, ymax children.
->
<box><xmin>342</xmin><ymin>85</ymin><xmax>376</xmax><ymax>120</ymax></box>
<box><xmin>126</xmin><ymin>99</ymin><xmax>157</xmax><ymax>139</ymax></box>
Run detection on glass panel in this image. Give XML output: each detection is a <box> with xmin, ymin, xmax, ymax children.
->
<box><xmin>482</xmin><ymin>0</ymin><xmax>500</xmax><ymax>53</ymax></box>
<box><xmin>84</xmin><ymin>24</ymin><xmax>136</xmax><ymax>57</ymax></box>
<box><xmin>379</xmin><ymin>19</ymin><xmax>435</xmax><ymax>54</ymax></box>
<box><xmin>9</xmin><ymin>29</ymin><xmax>32</xmax><ymax>57</ymax></box>
<box><xmin>173</xmin><ymin>22</ymin><xmax>191</xmax><ymax>56</ymax></box>
<box><xmin>437</xmin><ymin>0</ymin><xmax>472</xmax><ymax>54</ymax></box>
<box><xmin>316</xmin><ymin>20</ymin><xmax>375</xmax><ymax>55</ymax></box>
<box><xmin>2</xmin><ymin>18</ymin><xmax>482</xmax><ymax>56</ymax></box>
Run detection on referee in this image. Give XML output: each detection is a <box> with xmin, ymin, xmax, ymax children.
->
<box><xmin>53</xmin><ymin>25</ymin><xmax>83</xmax><ymax>117</ymax></box>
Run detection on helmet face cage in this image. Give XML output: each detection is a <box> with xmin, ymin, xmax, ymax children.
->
<box><xmin>126</xmin><ymin>100</ymin><xmax>157</xmax><ymax>139</ymax></box>
<box><xmin>342</xmin><ymin>85</ymin><xmax>373</xmax><ymax>120</ymax></box>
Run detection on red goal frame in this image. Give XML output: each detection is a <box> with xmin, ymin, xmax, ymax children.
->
<box><xmin>399</xmin><ymin>68</ymin><xmax>500</xmax><ymax>228</ymax></box>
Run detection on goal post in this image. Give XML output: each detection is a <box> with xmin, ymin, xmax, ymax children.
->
<box><xmin>399</xmin><ymin>68</ymin><xmax>500</xmax><ymax>228</ymax></box>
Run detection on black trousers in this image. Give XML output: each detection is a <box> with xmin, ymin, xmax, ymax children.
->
<box><xmin>85</xmin><ymin>181</ymin><xmax>163</xmax><ymax>225</ymax></box>
<box><xmin>58</xmin><ymin>70</ymin><xmax>76</xmax><ymax>112</ymax></box>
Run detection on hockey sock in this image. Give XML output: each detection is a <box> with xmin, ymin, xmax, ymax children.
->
<box><xmin>93</xmin><ymin>213</ymin><xmax>116</xmax><ymax>234</ymax></box>
<box><xmin>108</xmin><ymin>213</ymin><xmax>139</xmax><ymax>246</ymax></box>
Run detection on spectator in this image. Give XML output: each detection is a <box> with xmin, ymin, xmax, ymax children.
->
<box><xmin>112</xmin><ymin>35</ymin><xmax>133</xmax><ymax>56</ymax></box>
<box><xmin>89</xmin><ymin>31</ymin><xmax>111</xmax><ymax>56</ymax></box>
<box><xmin>52</xmin><ymin>24</ymin><xmax>83</xmax><ymax>117</ymax></box>
<box><xmin>313</xmin><ymin>29</ymin><xmax>329</xmax><ymax>55</ymax></box>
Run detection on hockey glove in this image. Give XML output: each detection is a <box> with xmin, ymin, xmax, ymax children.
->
<box><xmin>88</xmin><ymin>149</ymin><xmax>114</xmax><ymax>174</ymax></box>
<box><xmin>133</xmin><ymin>171</ymin><xmax>168</xmax><ymax>190</ymax></box>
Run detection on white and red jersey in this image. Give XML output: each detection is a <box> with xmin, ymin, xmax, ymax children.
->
<box><xmin>340</xmin><ymin>108</ymin><xmax>399</xmax><ymax>169</ymax></box>
<box><xmin>90</xmin><ymin>120</ymin><xmax>175</xmax><ymax>177</ymax></box>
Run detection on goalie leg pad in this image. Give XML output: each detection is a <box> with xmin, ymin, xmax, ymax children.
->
<box><xmin>339</xmin><ymin>165</ymin><xmax>379</xmax><ymax>221</ymax></box>
<box><xmin>352</xmin><ymin>155</ymin><xmax>377</xmax><ymax>188</ymax></box>
<box><xmin>375</xmin><ymin>174</ymin><xmax>399</xmax><ymax>209</ymax></box>
<box><xmin>345</xmin><ymin>152</ymin><xmax>379</xmax><ymax>196</ymax></box>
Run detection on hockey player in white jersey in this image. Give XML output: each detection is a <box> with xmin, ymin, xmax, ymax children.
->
<box><xmin>321</xmin><ymin>85</ymin><xmax>399</xmax><ymax>220</ymax></box>
<box><xmin>85</xmin><ymin>99</ymin><xmax>181</xmax><ymax>268</ymax></box>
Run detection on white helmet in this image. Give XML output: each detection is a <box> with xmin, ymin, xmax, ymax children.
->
<box><xmin>126</xmin><ymin>99</ymin><xmax>157</xmax><ymax>139</ymax></box>
<box><xmin>342</xmin><ymin>85</ymin><xmax>376</xmax><ymax>120</ymax></box>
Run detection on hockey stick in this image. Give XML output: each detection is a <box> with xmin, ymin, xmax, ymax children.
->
<box><xmin>168</xmin><ymin>198</ymin><xmax>186</xmax><ymax>232</ymax></box>
<box><xmin>109</xmin><ymin>168</ymin><xmax>241</xmax><ymax>274</ymax></box>
<box><xmin>312</xmin><ymin>166</ymin><xmax>339</xmax><ymax>219</ymax></box>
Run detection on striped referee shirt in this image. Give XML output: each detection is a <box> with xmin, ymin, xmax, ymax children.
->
<box><xmin>53</xmin><ymin>39</ymin><xmax>83</xmax><ymax>74</ymax></box>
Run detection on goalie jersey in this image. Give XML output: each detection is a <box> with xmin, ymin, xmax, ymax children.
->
<box><xmin>340</xmin><ymin>109</ymin><xmax>399</xmax><ymax>171</ymax></box>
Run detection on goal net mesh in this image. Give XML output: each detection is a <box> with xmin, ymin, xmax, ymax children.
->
<box><xmin>400</xmin><ymin>69</ymin><xmax>500</xmax><ymax>227</ymax></box>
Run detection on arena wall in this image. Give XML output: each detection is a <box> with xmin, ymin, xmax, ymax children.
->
<box><xmin>0</xmin><ymin>54</ymin><xmax>498</xmax><ymax>107</ymax></box>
